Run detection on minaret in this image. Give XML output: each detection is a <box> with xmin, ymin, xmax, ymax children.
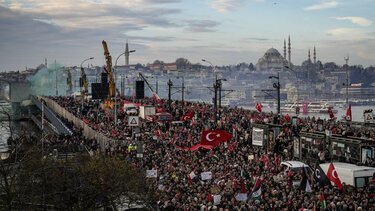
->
<box><xmin>313</xmin><ymin>46</ymin><xmax>316</xmax><ymax>64</ymax></box>
<box><xmin>125</xmin><ymin>40</ymin><xmax>129</xmax><ymax>66</ymax></box>
<box><xmin>308</xmin><ymin>49</ymin><xmax>311</xmax><ymax>62</ymax></box>
<box><xmin>45</xmin><ymin>58</ymin><xmax>47</xmax><ymax>67</ymax></box>
<box><xmin>288</xmin><ymin>35</ymin><xmax>291</xmax><ymax>66</ymax></box>
<box><xmin>283</xmin><ymin>39</ymin><xmax>286</xmax><ymax>59</ymax></box>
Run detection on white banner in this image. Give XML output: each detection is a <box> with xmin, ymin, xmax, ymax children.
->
<box><xmin>213</xmin><ymin>195</ymin><xmax>221</xmax><ymax>205</ymax></box>
<box><xmin>252</xmin><ymin>128</ymin><xmax>264</xmax><ymax>146</ymax></box>
<box><xmin>364</xmin><ymin>110</ymin><xmax>374</xmax><ymax>123</ymax></box>
<box><xmin>201</xmin><ymin>171</ymin><xmax>213</xmax><ymax>180</ymax></box>
<box><xmin>146</xmin><ymin>169</ymin><xmax>157</xmax><ymax>178</ymax></box>
<box><xmin>235</xmin><ymin>193</ymin><xmax>248</xmax><ymax>201</ymax></box>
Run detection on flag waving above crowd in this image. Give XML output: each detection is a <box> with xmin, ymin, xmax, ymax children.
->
<box><xmin>200</xmin><ymin>130</ymin><xmax>233</xmax><ymax>148</ymax></box>
<box><xmin>327</xmin><ymin>163</ymin><xmax>343</xmax><ymax>190</ymax></box>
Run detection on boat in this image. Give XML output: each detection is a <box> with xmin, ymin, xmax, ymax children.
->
<box><xmin>282</xmin><ymin>102</ymin><xmax>337</xmax><ymax>114</ymax></box>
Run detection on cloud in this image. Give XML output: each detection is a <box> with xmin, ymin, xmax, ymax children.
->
<box><xmin>304</xmin><ymin>0</ymin><xmax>338</xmax><ymax>11</ymax></box>
<box><xmin>244</xmin><ymin>37</ymin><xmax>273</xmax><ymax>41</ymax></box>
<box><xmin>209</xmin><ymin>0</ymin><xmax>244</xmax><ymax>13</ymax></box>
<box><xmin>326</xmin><ymin>27</ymin><xmax>375</xmax><ymax>40</ymax></box>
<box><xmin>184</xmin><ymin>19</ymin><xmax>220</xmax><ymax>32</ymax></box>
<box><xmin>0</xmin><ymin>0</ymin><xmax>181</xmax><ymax>30</ymax></box>
<box><xmin>333</xmin><ymin>16</ymin><xmax>372</xmax><ymax>27</ymax></box>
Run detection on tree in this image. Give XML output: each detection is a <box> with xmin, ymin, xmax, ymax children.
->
<box><xmin>15</xmin><ymin>153</ymin><xmax>154</xmax><ymax>210</ymax></box>
<box><xmin>175</xmin><ymin>58</ymin><xmax>191</xmax><ymax>70</ymax></box>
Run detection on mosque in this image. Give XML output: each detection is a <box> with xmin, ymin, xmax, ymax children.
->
<box><xmin>256</xmin><ymin>36</ymin><xmax>319</xmax><ymax>71</ymax></box>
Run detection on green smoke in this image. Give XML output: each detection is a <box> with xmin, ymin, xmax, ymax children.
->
<box><xmin>29</xmin><ymin>62</ymin><xmax>68</xmax><ymax>96</ymax></box>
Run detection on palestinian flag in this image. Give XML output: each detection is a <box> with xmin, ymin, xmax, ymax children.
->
<box><xmin>251</xmin><ymin>177</ymin><xmax>262</xmax><ymax>199</ymax></box>
<box><xmin>320</xmin><ymin>193</ymin><xmax>326</xmax><ymax>209</ymax></box>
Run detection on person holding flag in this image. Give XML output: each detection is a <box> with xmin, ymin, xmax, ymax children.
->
<box><xmin>251</xmin><ymin>177</ymin><xmax>262</xmax><ymax>199</ymax></box>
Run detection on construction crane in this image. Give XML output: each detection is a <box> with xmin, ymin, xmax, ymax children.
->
<box><xmin>138</xmin><ymin>73</ymin><xmax>155</xmax><ymax>93</ymax></box>
<box><xmin>138</xmin><ymin>73</ymin><xmax>161</xmax><ymax>101</ymax></box>
<box><xmin>102</xmin><ymin>40</ymin><xmax>116</xmax><ymax>109</ymax></box>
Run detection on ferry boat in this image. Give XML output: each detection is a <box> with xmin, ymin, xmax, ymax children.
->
<box><xmin>282</xmin><ymin>102</ymin><xmax>337</xmax><ymax>114</ymax></box>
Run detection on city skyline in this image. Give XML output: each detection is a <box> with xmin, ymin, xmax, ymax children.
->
<box><xmin>0</xmin><ymin>0</ymin><xmax>374</xmax><ymax>71</ymax></box>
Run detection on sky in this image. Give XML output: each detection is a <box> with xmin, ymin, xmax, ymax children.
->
<box><xmin>0</xmin><ymin>0</ymin><xmax>374</xmax><ymax>71</ymax></box>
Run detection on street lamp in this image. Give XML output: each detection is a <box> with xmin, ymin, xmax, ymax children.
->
<box><xmin>269</xmin><ymin>72</ymin><xmax>281</xmax><ymax>117</ymax></box>
<box><xmin>202</xmin><ymin>59</ymin><xmax>219</xmax><ymax>125</ymax></box>
<box><xmin>114</xmin><ymin>52</ymin><xmax>126</xmax><ymax>124</ymax></box>
<box><xmin>80</xmin><ymin>57</ymin><xmax>94</xmax><ymax>111</ymax></box>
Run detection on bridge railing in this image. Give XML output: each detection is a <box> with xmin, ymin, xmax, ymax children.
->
<box><xmin>40</xmin><ymin>96</ymin><xmax>114</xmax><ymax>152</ymax></box>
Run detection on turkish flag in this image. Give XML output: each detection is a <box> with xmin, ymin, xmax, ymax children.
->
<box><xmin>346</xmin><ymin>104</ymin><xmax>352</xmax><ymax>121</ymax></box>
<box><xmin>256</xmin><ymin>103</ymin><xmax>262</xmax><ymax>113</ymax></box>
<box><xmin>327</xmin><ymin>163</ymin><xmax>343</xmax><ymax>190</ymax></box>
<box><xmin>181</xmin><ymin>111</ymin><xmax>195</xmax><ymax>121</ymax></box>
<box><xmin>200</xmin><ymin>130</ymin><xmax>233</xmax><ymax>148</ymax></box>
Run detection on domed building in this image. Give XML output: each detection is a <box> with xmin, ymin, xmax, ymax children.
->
<box><xmin>256</xmin><ymin>48</ymin><xmax>288</xmax><ymax>71</ymax></box>
<box><xmin>256</xmin><ymin>36</ymin><xmax>292</xmax><ymax>71</ymax></box>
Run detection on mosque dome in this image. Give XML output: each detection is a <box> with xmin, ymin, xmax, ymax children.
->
<box><xmin>256</xmin><ymin>48</ymin><xmax>289</xmax><ymax>71</ymax></box>
<box><xmin>265</xmin><ymin>48</ymin><xmax>281</xmax><ymax>56</ymax></box>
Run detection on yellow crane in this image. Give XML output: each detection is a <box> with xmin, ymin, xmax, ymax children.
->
<box><xmin>66</xmin><ymin>68</ymin><xmax>72</xmax><ymax>94</ymax></box>
<box><xmin>102</xmin><ymin>40</ymin><xmax>116</xmax><ymax>109</ymax></box>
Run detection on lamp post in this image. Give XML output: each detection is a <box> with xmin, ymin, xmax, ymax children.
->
<box><xmin>202</xmin><ymin>59</ymin><xmax>219</xmax><ymax>124</ymax></box>
<box><xmin>269</xmin><ymin>72</ymin><xmax>281</xmax><ymax>116</ymax></box>
<box><xmin>114</xmin><ymin>52</ymin><xmax>126</xmax><ymax>124</ymax></box>
<box><xmin>168</xmin><ymin>79</ymin><xmax>173</xmax><ymax>112</ymax></box>
<box><xmin>80</xmin><ymin>57</ymin><xmax>94</xmax><ymax>111</ymax></box>
<box><xmin>344</xmin><ymin>56</ymin><xmax>349</xmax><ymax>109</ymax></box>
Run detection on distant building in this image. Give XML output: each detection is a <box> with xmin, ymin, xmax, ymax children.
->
<box><xmin>256</xmin><ymin>48</ymin><xmax>289</xmax><ymax>71</ymax></box>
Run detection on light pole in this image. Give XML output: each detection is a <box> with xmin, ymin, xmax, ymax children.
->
<box><xmin>217</xmin><ymin>78</ymin><xmax>227</xmax><ymax>109</ymax></box>
<box><xmin>168</xmin><ymin>79</ymin><xmax>173</xmax><ymax>112</ymax></box>
<box><xmin>269</xmin><ymin>72</ymin><xmax>281</xmax><ymax>117</ymax></box>
<box><xmin>202</xmin><ymin>59</ymin><xmax>218</xmax><ymax>124</ymax></box>
<box><xmin>80</xmin><ymin>57</ymin><xmax>94</xmax><ymax>112</ymax></box>
<box><xmin>114</xmin><ymin>52</ymin><xmax>126</xmax><ymax>124</ymax></box>
<box><xmin>344</xmin><ymin>56</ymin><xmax>349</xmax><ymax>109</ymax></box>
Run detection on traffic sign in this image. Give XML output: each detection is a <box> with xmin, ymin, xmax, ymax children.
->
<box><xmin>128</xmin><ymin>116</ymin><xmax>139</xmax><ymax>126</ymax></box>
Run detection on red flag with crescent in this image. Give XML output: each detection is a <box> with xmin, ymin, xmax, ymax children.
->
<box><xmin>181</xmin><ymin>111</ymin><xmax>195</xmax><ymax>121</ymax></box>
<box><xmin>346</xmin><ymin>104</ymin><xmax>352</xmax><ymax>121</ymax></box>
<box><xmin>327</xmin><ymin>163</ymin><xmax>343</xmax><ymax>190</ymax></box>
<box><xmin>256</xmin><ymin>103</ymin><xmax>262</xmax><ymax>113</ymax></box>
<box><xmin>200</xmin><ymin>130</ymin><xmax>233</xmax><ymax>148</ymax></box>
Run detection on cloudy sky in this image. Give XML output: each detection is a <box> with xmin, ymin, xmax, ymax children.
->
<box><xmin>0</xmin><ymin>0</ymin><xmax>374</xmax><ymax>71</ymax></box>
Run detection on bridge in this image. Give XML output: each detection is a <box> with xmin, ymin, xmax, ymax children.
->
<box><xmin>30</xmin><ymin>96</ymin><xmax>73</xmax><ymax>136</ymax></box>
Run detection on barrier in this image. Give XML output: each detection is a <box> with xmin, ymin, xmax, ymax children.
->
<box><xmin>40</xmin><ymin>97</ymin><xmax>115</xmax><ymax>151</ymax></box>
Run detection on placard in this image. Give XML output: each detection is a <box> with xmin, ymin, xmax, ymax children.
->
<box><xmin>201</xmin><ymin>171</ymin><xmax>212</xmax><ymax>180</ymax></box>
<box><xmin>146</xmin><ymin>169</ymin><xmax>157</xmax><ymax>178</ymax></box>
<box><xmin>252</xmin><ymin>128</ymin><xmax>264</xmax><ymax>146</ymax></box>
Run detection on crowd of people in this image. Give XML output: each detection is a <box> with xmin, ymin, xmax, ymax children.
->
<box><xmin>49</xmin><ymin>96</ymin><xmax>375</xmax><ymax>210</ymax></box>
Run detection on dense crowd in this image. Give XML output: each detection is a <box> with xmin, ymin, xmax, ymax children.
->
<box><xmin>50</xmin><ymin>96</ymin><xmax>375</xmax><ymax>210</ymax></box>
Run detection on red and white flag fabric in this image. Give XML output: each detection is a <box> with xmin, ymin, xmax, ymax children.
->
<box><xmin>200</xmin><ymin>130</ymin><xmax>233</xmax><ymax>148</ymax></box>
<box><xmin>255</xmin><ymin>103</ymin><xmax>262</xmax><ymax>113</ymax></box>
<box><xmin>346</xmin><ymin>104</ymin><xmax>352</xmax><ymax>121</ymax></box>
<box><xmin>181</xmin><ymin>111</ymin><xmax>195</xmax><ymax>121</ymax></box>
<box><xmin>152</xmin><ymin>92</ymin><xmax>162</xmax><ymax>103</ymax></box>
<box><xmin>328</xmin><ymin>106</ymin><xmax>335</xmax><ymax>119</ymax></box>
<box><xmin>327</xmin><ymin>163</ymin><xmax>343</xmax><ymax>190</ymax></box>
<box><xmin>303</xmin><ymin>102</ymin><xmax>309</xmax><ymax>114</ymax></box>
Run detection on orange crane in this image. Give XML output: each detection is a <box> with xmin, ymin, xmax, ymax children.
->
<box><xmin>102</xmin><ymin>40</ymin><xmax>116</xmax><ymax>109</ymax></box>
